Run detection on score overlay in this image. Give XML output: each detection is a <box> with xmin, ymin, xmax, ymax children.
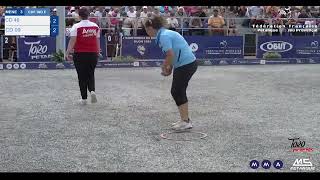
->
<box><xmin>5</xmin><ymin>8</ymin><xmax>59</xmax><ymax>36</ymax></box>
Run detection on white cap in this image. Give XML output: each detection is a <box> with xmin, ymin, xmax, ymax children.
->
<box><xmin>53</xmin><ymin>8</ymin><xmax>57</xmax><ymax>11</ymax></box>
<box><xmin>70</xmin><ymin>7</ymin><xmax>75</xmax><ymax>11</ymax></box>
<box><xmin>143</xmin><ymin>6</ymin><xmax>148</xmax><ymax>9</ymax></box>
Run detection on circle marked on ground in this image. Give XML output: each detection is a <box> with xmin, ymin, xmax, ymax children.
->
<box><xmin>160</xmin><ymin>131</ymin><xmax>207</xmax><ymax>141</ymax></box>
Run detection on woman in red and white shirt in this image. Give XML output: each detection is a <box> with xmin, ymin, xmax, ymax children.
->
<box><xmin>66</xmin><ymin>6</ymin><xmax>100</xmax><ymax>105</ymax></box>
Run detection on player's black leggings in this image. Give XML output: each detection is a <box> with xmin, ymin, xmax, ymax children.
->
<box><xmin>171</xmin><ymin>61</ymin><xmax>198</xmax><ymax>106</ymax></box>
<box><xmin>73</xmin><ymin>52</ymin><xmax>98</xmax><ymax>100</ymax></box>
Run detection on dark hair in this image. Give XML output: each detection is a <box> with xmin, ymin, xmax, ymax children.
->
<box><xmin>144</xmin><ymin>15</ymin><xmax>167</xmax><ymax>30</ymax></box>
<box><xmin>78</xmin><ymin>7</ymin><xmax>89</xmax><ymax>20</ymax></box>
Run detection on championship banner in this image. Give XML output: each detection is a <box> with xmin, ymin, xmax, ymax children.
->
<box><xmin>18</xmin><ymin>36</ymin><xmax>56</xmax><ymax>62</ymax></box>
<box><xmin>184</xmin><ymin>36</ymin><xmax>244</xmax><ymax>59</ymax></box>
<box><xmin>121</xmin><ymin>36</ymin><xmax>164</xmax><ymax>59</ymax></box>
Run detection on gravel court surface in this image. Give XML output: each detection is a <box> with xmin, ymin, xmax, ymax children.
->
<box><xmin>0</xmin><ymin>64</ymin><xmax>319</xmax><ymax>172</ymax></box>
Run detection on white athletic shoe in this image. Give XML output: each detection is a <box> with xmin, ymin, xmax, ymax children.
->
<box><xmin>172</xmin><ymin>120</ymin><xmax>193</xmax><ymax>131</ymax></box>
<box><xmin>79</xmin><ymin>99</ymin><xmax>87</xmax><ymax>105</ymax></box>
<box><xmin>90</xmin><ymin>91</ymin><xmax>97</xmax><ymax>103</ymax></box>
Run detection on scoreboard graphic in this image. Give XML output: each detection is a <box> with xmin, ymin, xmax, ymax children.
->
<box><xmin>4</xmin><ymin>8</ymin><xmax>59</xmax><ymax>37</ymax></box>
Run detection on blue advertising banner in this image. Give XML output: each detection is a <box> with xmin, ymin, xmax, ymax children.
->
<box><xmin>294</xmin><ymin>36</ymin><xmax>320</xmax><ymax>58</ymax></box>
<box><xmin>184</xmin><ymin>36</ymin><xmax>244</xmax><ymax>59</ymax></box>
<box><xmin>18</xmin><ymin>36</ymin><xmax>56</xmax><ymax>62</ymax></box>
<box><xmin>257</xmin><ymin>36</ymin><xmax>295</xmax><ymax>58</ymax></box>
<box><xmin>121</xmin><ymin>36</ymin><xmax>164</xmax><ymax>59</ymax></box>
<box><xmin>66</xmin><ymin>34</ymin><xmax>106</xmax><ymax>59</ymax></box>
<box><xmin>121</xmin><ymin>36</ymin><xmax>243</xmax><ymax>59</ymax></box>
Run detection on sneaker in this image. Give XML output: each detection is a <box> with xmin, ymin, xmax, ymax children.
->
<box><xmin>90</xmin><ymin>91</ymin><xmax>97</xmax><ymax>103</ymax></box>
<box><xmin>79</xmin><ymin>99</ymin><xmax>87</xmax><ymax>105</ymax></box>
<box><xmin>172</xmin><ymin>120</ymin><xmax>193</xmax><ymax>131</ymax></box>
<box><xmin>171</xmin><ymin>120</ymin><xmax>181</xmax><ymax>126</ymax></box>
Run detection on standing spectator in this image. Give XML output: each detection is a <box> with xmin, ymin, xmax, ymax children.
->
<box><xmin>208</xmin><ymin>9</ymin><xmax>225</xmax><ymax>36</ymax></box>
<box><xmin>66</xmin><ymin>7</ymin><xmax>100</xmax><ymax>105</ymax></box>
<box><xmin>127</xmin><ymin>6</ymin><xmax>137</xmax><ymax>18</ymax></box>
<box><xmin>167</xmin><ymin>11</ymin><xmax>179</xmax><ymax>31</ymax></box>
<box><xmin>189</xmin><ymin>11</ymin><xmax>204</xmax><ymax>35</ymax></box>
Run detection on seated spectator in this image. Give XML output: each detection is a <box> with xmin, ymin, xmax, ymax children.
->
<box><xmin>227</xmin><ymin>18</ymin><xmax>237</xmax><ymax>36</ymax></box>
<box><xmin>208</xmin><ymin>9</ymin><xmax>225</xmax><ymax>36</ymax></box>
<box><xmin>152</xmin><ymin>6</ymin><xmax>161</xmax><ymax>17</ymax></box>
<box><xmin>162</xmin><ymin>6</ymin><xmax>171</xmax><ymax>18</ymax></box>
<box><xmin>134</xmin><ymin>11</ymin><xmax>147</xmax><ymax>36</ymax></box>
<box><xmin>291</xmin><ymin>7</ymin><xmax>301</xmax><ymax>18</ymax></box>
<box><xmin>109</xmin><ymin>8</ymin><xmax>121</xmax><ymax>31</ymax></box>
<box><xmin>189</xmin><ymin>11</ymin><xmax>204</xmax><ymax>35</ymax></box>
<box><xmin>159</xmin><ymin>6</ymin><xmax>172</xmax><ymax>13</ymax></box>
<box><xmin>175</xmin><ymin>7</ymin><xmax>189</xmax><ymax>34</ymax></box>
<box><xmin>127</xmin><ymin>6</ymin><xmax>136</xmax><ymax>18</ymax></box>
<box><xmin>167</xmin><ymin>11</ymin><xmax>179</xmax><ymax>31</ymax></box>
<box><xmin>140</xmin><ymin>6</ymin><xmax>149</xmax><ymax>19</ymax></box>
<box><xmin>122</xmin><ymin>17</ymin><xmax>134</xmax><ymax>36</ymax></box>
<box><xmin>297</xmin><ymin>8</ymin><xmax>310</xmax><ymax>24</ymax></box>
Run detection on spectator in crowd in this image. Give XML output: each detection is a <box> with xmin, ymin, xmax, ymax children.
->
<box><xmin>52</xmin><ymin>8</ymin><xmax>57</xmax><ymax>16</ymax></box>
<box><xmin>162</xmin><ymin>6</ymin><xmax>171</xmax><ymax>18</ymax></box>
<box><xmin>208</xmin><ymin>9</ymin><xmax>225</xmax><ymax>36</ymax></box>
<box><xmin>265</xmin><ymin>6</ymin><xmax>279</xmax><ymax>18</ymax></box>
<box><xmin>94</xmin><ymin>6</ymin><xmax>103</xmax><ymax>18</ymax></box>
<box><xmin>167</xmin><ymin>11</ymin><xmax>179</xmax><ymax>31</ymax></box>
<box><xmin>122</xmin><ymin>16</ymin><xmax>134</xmax><ymax>36</ymax></box>
<box><xmin>152</xmin><ymin>6</ymin><xmax>161</xmax><ymax>17</ymax></box>
<box><xmin>127</xmin><ymin>6</ymin><xmax>136</xmax><ymax>18</ymax></box>
<box><xmin>189</xmin><ymin>11</ymin><xmax>204</xmax><ymax>35</ymax></box>
<box><xmin>140</xmin><ymin>6</ymin><xmax>149</xmax><ymax>19</ymax></box>
<box><xmin>247</xmin><ymin>6</ymin><xmax>264</xmax><ymax>27</ymax></box>
<box><xmin>291</xmin><ymin>7</ymin><xmax>301</xmax><ymax>18</ymax></box>
<box><xmin>175</xmin><ymin>7</ymin><xmax>189</xmax><ymax>34</ymax></box>
<box><xmin>297</xmin><ymin>8</ymin><xmax>310</xmax><ymax>24</ymax></box>
<box><xmin>159</xmin><ymin>6</ymin><xmax>172</xmax><ymax>13</ymax></box>
<box><xmin>134</xmin><ymin>11</ymin><xmax>147</xmax><ymax>36</ymax></box>
<box><xmin>69</xmin><ymin>6</ymin><xmax>80</xmax><ymax>21</ymax></box>
<box><xmin>109</xmin><ymin>8</ymin><xmax>120</xmax><ymax>32</ymax></box>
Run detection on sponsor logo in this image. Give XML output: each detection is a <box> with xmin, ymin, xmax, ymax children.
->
<box><xmin>133</xmin><ymin>62</ymin><xmax>140</xmax><ymax>67</ymax></box>
<box><xmin>0</xmin><ymin>64</ymin><xmax>3</xmax><ymax>70</ymax></box>
<box><xmin>38</xmin><ymin>63</ymin><xmax>48</xmax><ymax>69</ymax></box>
<box><xmin>311</xmin><ymin>41</ymin><xmax>318</xmax><ymax>48</ymax></box>
<box><xmin>260</xmin><ymin>60</ymin><xmax>266</xmax><ymax>64</ymax></box>
<box><xmin>20</xmin><ymin>63</ymin><xmax>26</xmax><ymax>69</ymax></box>
<box><xmin>220</xmin><ymin>40</ymin><xmax>228</xmax><ymax>48</ymax></box>
<box><xmin>190</xmin><ymin>43</ymin><xmax>198</xmax><ymax>52</ymax></box>
<box><xmin>137</xmin><ymin>45</ymin><xmax>146</xmax><ymax>55</ymax></box>
<box><xmin>289</xmin><ymin>137</ymin><xmax>314</xmax><ymax>152</ymax></box>
<box><xmin>250</xmin><ymin>160</ymin><xmax>283</xmax><ymax>170</ymax></box>
<box><xmin>82</xmin><ymin>28</ymin><xmax>97</xmax><ymax>37</ymax></box>
<box><xmin>260</xmin><ymin>41</ymin><xmax>293</xmax><ymax>52</ymax></box>
<box><xmin>24</xmin><ymin>40</ymin><xmax>53</xmax><ymax>60</ymax></box>
<box><xmin>290</xmin><ymin>159</ymin><xmax>315</xmax><ymax>171</ymax></box>
<box><xmin>13</xmin><ymin>63</ymin><xmax>19</xmax><ymax>69</ymax></box>
<box><xmin>6</xmin><ymin>64</ymin><xmax>12</xmax><ymax>69</ymax></box>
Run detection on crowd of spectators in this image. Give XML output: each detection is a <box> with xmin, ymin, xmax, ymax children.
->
<box><xmin>1</xmin><ymin>6</ymin><xmax>320</xmax><ymax>36</ymax></box>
